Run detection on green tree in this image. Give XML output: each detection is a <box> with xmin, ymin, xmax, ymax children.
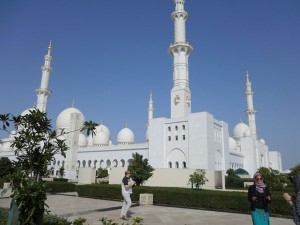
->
<box><xmin>289</xmin><ymin>164</ymin><xmax>300</xmax><ymax>178</ymax></box>
<box><xmin>188</xmin><ymin>169</ymin><xmax>208</xmax><ymax>189</ymax></box>
<box><xmin>45</xmin><ymin>166</ymin><xmax>54</xmax><ymax>177</ymax></box>
<box><xmin>97</xmin><ymin>168</ymin><xmax>108</xmax><ymax>178</ymax></box>
<box><xmin>1</xmin><ymin>110</ymin><xmax>68</xmax><ymax>224</ymax></box>
<box><xmin>258</xmin><ymin>167</ymin><xmax>288</xmax><ymax>191</ymax></box>
<box><xmin>0</xmin><ymin>157</ymin><xmax>14</xmax><ymax>179</ymax></box>
<box><xmin>286</xmin><ymin>164</ymin><xmax>300</xmax><ymax>189</ymax></box>
<box><xmin>59</xmin><ymin>166</ymin><xmax>65</xmax><ymax>178</ymax></box>
<box><xmin>0</xmin><ymin>110</ymin><xmax>97</xmax><ymax>224</ymax></box>
<box><xmin>127</xmin><ymin>153</ymin><xmax>154</xmax><ymax>186</ymax></box>
<box><xmin>225</xmin><ymin>168</ymin><xmax>243</xmax><ymax>189</ymax></box>
<box><xmin>226</xmin><ymin>168</ymin><xmax>236</xmax><ymax>183</ymax></box>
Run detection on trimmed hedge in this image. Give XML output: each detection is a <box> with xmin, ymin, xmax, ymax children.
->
<box><xmin>0</xmin><ymin>179</ymin><xmax>5</xmax><ymax>189</ymax></box>
<box><xmin>225</xmin><ymin>177</ymin><xmax>253</xmax><ymax>189</ymax></box>
<box><xmin>53</xmin><ymin>178</ymin><xmax>68</xmax><ymax>182</ymax></box>
<box><xmin>43</xmin><ymin>214</ymin><xmax>71</xmax><ymax>225</ymax></box>
<box><xmin>46</xmin><ymin>181</ymin><xmax>76</xmax><ymax>193</ymax></box>
<box><xmin>0</xmin><ymin>208</ymin><xmax>8</xmax><ymax>225</ymax></box>
<box><xmin>76</xmin><ymin>184</ymin><xmax>292</xmax><ymax>216</ymax></box>
<box><xmin>76</xmin><ymin>184</ymin><xmax>122</xmax><ymax>200</ymax></box>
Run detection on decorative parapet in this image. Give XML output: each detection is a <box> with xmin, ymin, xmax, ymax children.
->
<box><xmin>35</xmin><ymin>88</ymin><xmax>52</xmax><ymax>96</ymax></box>
<box><xmin>0</xmin><ymin>137</ymin><xmax>14</xmax><ymax>142</ymax></box>
<box><xmin>171</xmin><ymin>10</ymin><xmax>188</xmax><ymax>20</ymax></box>
<box><xmin>169</xmin><ymin>41</ymin><xmax>192</xmax><ymax>47</ymax></box>
<box><xmin>78</xmin><ymin>142</ymin><xmax>149</xmax><ymax>152</ymax></box>
<box><xmin>244</xmin><ymin>109</ymin><xmax>257</xmax><ymax>115</ymax></box>
<box><xmin>168</xmin><ymin>42</ymin><xmax>193</xmax><ymax>55</ymax></box>
<box><xmin>245</xmin><ymin>90</ymin><xmax>253</xmax><ymax>95</ymax></box>
<box><xmin>41</xmin><ymin>64</ymin><xmax>52</xmax><ymax>72</ymax></box>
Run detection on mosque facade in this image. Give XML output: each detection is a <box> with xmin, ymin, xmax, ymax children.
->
<box><xmin>0</xmin><ymin>0</ymin><xmax>282</xmax><ymax>179</ymax></box>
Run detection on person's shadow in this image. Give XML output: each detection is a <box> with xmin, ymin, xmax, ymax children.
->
<box><xmin>127</xmin><ymin>210</ymin><xmax>135</xmax><ymax>218</ymax></box>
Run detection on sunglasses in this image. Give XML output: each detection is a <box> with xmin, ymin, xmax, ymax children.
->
<box><xmin>256</xmin><ymin>177</ymin><xmax>263</xmax><ymax>181</ymax></box>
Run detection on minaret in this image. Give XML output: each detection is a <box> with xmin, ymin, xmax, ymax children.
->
<box><xmin>169</xmin><ymin>0</ymin><xmax>193</xmax><ymax>118</ymax></box>
<box><xmin>65</xmin><ymin>100</ymin><xmax>81</xmax><ymax>179</ymax></box>
<box><xmin>35</xmin><ymin>41</ymin><xmax>53</xmax><ymax>112</ymax></box>
<box><xmin>148</xmin><ymin>91</ymin><xmax>154</xmax><ymax>123</ymax></box>
<box><xmin>244</xmin><ymin>71</ymin><xmax>257</xmax><ymax>138</ymax></box>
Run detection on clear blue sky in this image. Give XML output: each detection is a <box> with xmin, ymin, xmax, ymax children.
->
<box><xmin>0</xmin><ymin>0</ymin><xmax>299</xmax><ymax>170</ymax></box>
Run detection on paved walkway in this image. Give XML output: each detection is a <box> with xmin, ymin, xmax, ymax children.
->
<box><xmin>0</xmin><ymin>191</ymin><xmax>294</xmax><ymax>225</ymax></box>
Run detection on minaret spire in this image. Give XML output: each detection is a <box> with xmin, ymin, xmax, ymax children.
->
<box><xmin>35</xmin><ymin>41</ymin><xmax>53</xmax><ymax>112</ymax></box>
<box><xmin>244</xmin><ymin>71</ymin><xmax>257</xmax><ymax>138</ymax></box>
<box><xmin>47</xmin><ymin>40</ymin><xmax>52</xmax><ymax>55</ymax></box>
<box><xmin>169</xmin><ymin>0</ymin><xmax>193</xmax><ymax>118</ymax></box>
<box><xmin>148</xmin><ymin>90</ymin><xmax>154</xmax><ymax>123</ymax></box>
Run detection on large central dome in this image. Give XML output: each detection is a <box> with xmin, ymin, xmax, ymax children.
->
<box><xmin>56</xmin><ymin>106</ymin><xmax>85</xmax><ymax>130</ymax></box>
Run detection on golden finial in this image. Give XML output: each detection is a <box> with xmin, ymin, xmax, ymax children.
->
<box><xmin>125</xmin><ymin>123</ymin><xmax>128</xmax><ymax>128</ymax></box>
<box><xmin>71</xmin><ymin>100</ymin><xmax>75</xmax><ymax>107</ymax></box>
<box><xmin>150</xmin><ymin>90</ymin><xmax>152</xmax><ymax>97</ymax></box>
<box><xmin>240</xmin><ymin>118</ymin><xmax>243</xmax><ymax>123</ymax></box>
<box><xmin>33</xmin><ymin>102</ymin><xmax>36</xmax><ymax>108</ymax></box>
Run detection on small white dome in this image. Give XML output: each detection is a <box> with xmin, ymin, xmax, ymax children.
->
<box><xmin>56</xmin><ymin>107</ymin><xmax>85</xmax><ymax>130</ymax></box>
<box><xmin>78</xmin><ymin>133</ymin><xmax>88</xmax><ymax>147</ymax></box>
<box><xmin>229</xmin><ymin>137</ymin><xmax>237</xmax><ymax>150</ymax></box>
<box><xmin>2</xmin><ymin>142</ymin><xmax>12</xmax><ymax>151</ymax></box>
<box><xmin>21</xmin><ymin>108</ymin><xmax>36</xmax><ymax>116</ymax></box>
<box><xmin>95</xmin><ymin>124</ymin><xmax>110</xmax><ymax>139</ymax></box>
<box><xmin>233</xmin><ymin>122</ymin><xmax>250</xmax><ymax>138</ymax></box>
<box><xmin>18</xmin><ymin>108</ymin><xmax>37</xmax><ymax>132</ymax></box>
<box><xmin>117</xmin><ymin>127</ymin><xmax>135</xmax><ymax>144</ymax></box>
<box><xmin>87</xmin><ymin>134</ymin><xmax>93</xmax><ymax>146</ymax></box>
<box><xmin>259</xmin><ymin>139</ymin><xmax>266</xmax><ymax>144</ymax></box>
<box><xmin>9</xmin><ymin>130</ymin><xmax>17</xmax><ymax>138</ymax></box>
<box><xmin>93</xmin><ymin>130</ymin><xmax>109</xmax><ymax>146</ymax></box>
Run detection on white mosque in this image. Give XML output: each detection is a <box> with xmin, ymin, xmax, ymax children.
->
<box><xmin>0</xmin><ymin>0</ymin><xmax>282</xmax><ymax>180</ymax></box>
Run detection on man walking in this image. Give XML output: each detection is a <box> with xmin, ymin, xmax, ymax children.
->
<box><xmin>120</xmin><ymin>170</ymin><xmax>135</xmax><ymax>220</ymax></box>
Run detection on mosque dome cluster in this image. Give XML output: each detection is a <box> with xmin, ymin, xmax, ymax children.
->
<box><xmin>233</xmin><ymin>122</ymin><xmax>251</xmax><ymax>139</ymax></box>
<box><xmin>54</xmin><ymin>105</ymin><xmax>137</xmax><ymax>147</ymax></box>
<box><xmin>0</xmin><ymin>0</ymin><xmax>283</xmax><ymax>181</ymax></box>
